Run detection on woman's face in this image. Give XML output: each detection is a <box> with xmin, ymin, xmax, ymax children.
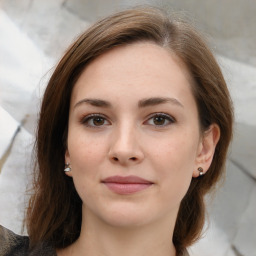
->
<box><xmin>66</xmin><ymin>42</ymin><xmax>212</xmax><ymax>228</ymax></box>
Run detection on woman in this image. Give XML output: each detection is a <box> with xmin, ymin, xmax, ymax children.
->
<box><xmin>0</xmin><ymin>6</ymin><xmax>233</xmax><ymax>256</ymax></box>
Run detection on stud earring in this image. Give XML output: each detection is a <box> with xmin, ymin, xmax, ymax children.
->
<box><xmin>198</xmin><ymin>167</ymin><xmax>204</xmax><ymax>176</ymax></box>
<box><xmin>64</xmin><ymin>163</ymin><xmax>71</xmax><ymax>172</ymax></box>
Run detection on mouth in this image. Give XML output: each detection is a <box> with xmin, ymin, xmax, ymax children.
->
<box><xmin>101</xmin><ymin>175</ymin><xmax>154</xmax><ymax>195</ymax></box>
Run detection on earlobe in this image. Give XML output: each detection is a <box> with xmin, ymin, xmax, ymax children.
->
<box><xmin>193</xmin><ymin>124</ymin><xmax>220</xmax><ymax>178</ymax></box>
<box><xmin>65</xmin><ymin>149</ymin><xmax>70</xmax><ymax>163</ymax></box>
<box><xmin>64</xmin><ymin>150</ymin><xmax>73</xmax><ymax>177</ymax></box>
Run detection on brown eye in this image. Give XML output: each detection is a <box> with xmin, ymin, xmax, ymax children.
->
<box><xmin>81</xmin><ymin>114</ymin><xmax>110</xmax><ymax>128</ymax></box>
<box><xmin>92</xmin><ymin>117</ymin><xmax>105</xmax><ymax>126</ymax></box>
<box><xmin>145</xmin><ymin>113</ymin><xmax>175</xmax><ymax>127</ymax></box>
<box><xmin>153</xmin><ymin>116</ymin><xmax>166</xmax><ymax>125</ymax></box>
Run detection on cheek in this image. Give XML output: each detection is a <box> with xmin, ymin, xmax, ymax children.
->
<box><xmin>66</xmin><ymin>131</ymin><xmax>109</xmax><ymax>196</ymax></box>
<box><xmin>150</xmin><ymin>133</ymin><xmax>198</xmax><ymax>171</ymax></box>
<box><xmin>147</xmin><ymin>132</ymin><xmax>199</xmax><ymax>194</ymax></box>
<box><xmin>67</xmin><ymin>133</ymin><xmax>108</xmax><ymax>201</ymax></box>
<box><xmin>68</xmin><ymin>131</ymin><xmax>108</xmax><ymax>167</ymax></box>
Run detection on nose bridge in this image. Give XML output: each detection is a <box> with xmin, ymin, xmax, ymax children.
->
<box><xmin>109</xmin><ymin>120</ymin><xmax>143</xmax><ymax>164</ymax></box>
<box><xmin>114</xmin><ymin>120</ymin><xmax>137</xmax><ymax>152</ymax></box>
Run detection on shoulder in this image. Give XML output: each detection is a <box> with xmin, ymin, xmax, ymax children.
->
<box><xmin>0</xmin><ymin>225</ymin><xmax>29</xmax><ymax>256</ymax></box>
<box><xmin>0</xmin><ymin>225</ymin><xmax>56</xmax><ymax>256</ymax></box>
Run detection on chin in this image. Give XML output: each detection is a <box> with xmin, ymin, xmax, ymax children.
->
<box><xmin>103</xmin><ymin>212</ymin><xmax>150</xmax><ymax>228</ymax></box>
<box><xmin>97</xmin><ymin>202</ymin><xmax>155</xmax><ymax>228</ymax></box>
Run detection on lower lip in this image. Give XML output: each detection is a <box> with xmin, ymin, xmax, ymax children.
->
<box><xmin>103</xmin><ymin>183</ymin><xmax>152</xmax><ymax>195</ymax></box>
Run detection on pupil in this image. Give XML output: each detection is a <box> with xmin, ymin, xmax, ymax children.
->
<box><xmin>93</xmin><ymin>117</ymin><xmax>104</xmax><ymax>126</ymax></box>
<box><xmin>154</xmin><ymin>116</ymin><xmax>165</xmax><ymax>125</ymax></box>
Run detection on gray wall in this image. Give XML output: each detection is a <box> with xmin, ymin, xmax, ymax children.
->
<box><xmin>64</xmin><ymin>0</ymin><xmax>256</xmax><ymax>66</ymax></box>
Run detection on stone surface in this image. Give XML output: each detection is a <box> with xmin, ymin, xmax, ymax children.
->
<box><xmin>233</xmin><ymin>185</ymin><xmax>256</xmax><ymax>256</ymax></box>
<box><xmin>0</xmin><ymin>9</ymin><xmax>51</xmax><ymax>128</ymax></box>
<box><xmin>0</xmin><ymin>127</ymin><xmax>33</xmax><ymax>234</ymax></box>
<box><xmin>230</xmin><ymin>123</ymin><xmax>256</xmax><ymax>179</ymax></box>
<box><xmin>165</xmin><ymin>0</ymin><xmax>256</xmax><ymax>66</ymax></box>
<box><xmin>218</xmin><ymin>55</ymin><xmax>256</xmax><ymax>127</ymax></box>
<box><xmin>207</xmin><ymin>160</ymin><xmax>255</xmax><ymax>250</ymax></box>
<box><xmin>0</xmin><ymin>0</ymin><xmax>90</xmax><ymax>59</ymax></box>
<box><xmin>63</xmin><ymin>0</ymin><xmax>256</xmax><ymax>66</ymax></box>
<box><xmin>0</xmin><ymin>107</ymin><xmax>18</xmax><ymax>161</ymax></box>
<box><xmin>189</xmin><ymin>220</ymin><xmax>236</xmax><ymax>256</ymax></box>
<box><xmin>64</xmin><ymin>0</ymin><xmax>121</xmax><ymax>22</ymax></box>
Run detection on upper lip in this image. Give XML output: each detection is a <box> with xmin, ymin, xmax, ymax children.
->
<box><xmin>102</xmin><ymin>175</ymin><xmax>153</xmax><ymax>184</ymax></box>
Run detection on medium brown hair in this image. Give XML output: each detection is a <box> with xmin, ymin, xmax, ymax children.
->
<box><xmin>26</xmin><ymin>6</ymin><xmax>233</xmax><ymax>254</ymax></box>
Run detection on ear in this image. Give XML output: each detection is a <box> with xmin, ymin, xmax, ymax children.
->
<box><xmin>65</xmin><ymin>149</ymin><xmax>73</xmax><ymax>177</ymax></box>
<box><xmin>193</xmin><ymin>124</ymin><xmax>220</xmax><ymax>178</ymax></box>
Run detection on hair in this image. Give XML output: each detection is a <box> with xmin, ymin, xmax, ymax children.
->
<box><xmin>26</xmin><ymin>6</ymin><xmax>233</xmax><ymax>255</ymax></box>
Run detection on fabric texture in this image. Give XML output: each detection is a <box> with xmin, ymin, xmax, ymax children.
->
<box><xmin>0</xmin><ymin>225</ymin><xmax>56</xmax><ymax>256</ymax></box>
<box><xmin>0</xmin><ymin>225</ymin><xmax>189</xmax><ymax>256</ymax></box>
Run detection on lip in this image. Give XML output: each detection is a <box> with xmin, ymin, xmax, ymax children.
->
<box><xmin>101</xmin><ymin>175</ymin><xmax>153</xmax><ymax>195</ymax></box>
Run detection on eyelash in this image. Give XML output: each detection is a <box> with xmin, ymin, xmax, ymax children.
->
<box><xmin>80</xmin><ymin>112</ymin><xmax>175</xmax><ymax>128</ymax></box>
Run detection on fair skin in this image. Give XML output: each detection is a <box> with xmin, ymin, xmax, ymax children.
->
<box><xmin>58</xmin><ymin>42</ymin><xmax>219</xmax><ymax>256</ymax></box>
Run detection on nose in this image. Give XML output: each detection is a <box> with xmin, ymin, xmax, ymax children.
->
<box><xmin>108</xmin><ymin>124</ymin><xmax>144</xmax><ymax>166</ymax></box>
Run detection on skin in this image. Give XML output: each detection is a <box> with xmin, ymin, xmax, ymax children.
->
<box><xmin>58</xmin><ymin>42</ymin><xmax>220</xmax><ymax>256</ymax></box>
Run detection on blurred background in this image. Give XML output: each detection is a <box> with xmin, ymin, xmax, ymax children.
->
<box><xmin>0</xmin><ymin>1</ymin><xmax>255</xmax><ymax>255</ymax></box>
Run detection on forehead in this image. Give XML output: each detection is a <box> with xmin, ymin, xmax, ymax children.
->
<box><xmin>71</xmin><ymin>42</ymin><xmax>195</xmax><ymax>106</ymax></box>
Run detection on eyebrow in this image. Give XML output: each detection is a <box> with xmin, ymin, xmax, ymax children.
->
<box><xmin>74</xmin><ymin>98</ymin><xmax>111</xmax><ymax>109</ymax></box>
<box><xmin>74</xmin><ymin>97</ymin><xmax>184</xmax><ymax>109</ymax></box>
<box><xmin>138</xmin><ymin>97</ymin><xmax>184</xmax><ymax>108</ymax></box>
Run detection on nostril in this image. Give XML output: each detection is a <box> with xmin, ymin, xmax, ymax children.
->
<box><xmin>129</xmin><ymin>157</ymin><xmax>137</xmax><ymax>161</ymax></box>
<box><xmin>113</xmin><ymin>157</ymin><xmax>119</xmax><ymax>161</ymax></box>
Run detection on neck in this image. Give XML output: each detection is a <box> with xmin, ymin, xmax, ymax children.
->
<box><xmin>63</xmin><ymin>206</ymin><xmax>177</xmax><ymax>256</ymax></box>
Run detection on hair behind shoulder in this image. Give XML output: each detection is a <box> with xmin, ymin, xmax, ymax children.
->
<box><xmin>26</xmin><ymin>6</ymin><xmax>233</xmax><ymax>254</ymax></box>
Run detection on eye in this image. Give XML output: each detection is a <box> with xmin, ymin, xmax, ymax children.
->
<box><xmin>81</xmin><ymin>114</ymin><xmax>110</xmax><ymax>127</ymax></box>
<box><xmin>145</xmin><ymin>113</ymin><xmax>175</xmax><ymax>127</ymax></box>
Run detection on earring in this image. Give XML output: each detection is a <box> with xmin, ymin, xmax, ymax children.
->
<box><xmin>64</xmin><ymin>163</ymin><xmax>71</xmax><ymax>172</ymax></box>
<box><xmin>198</xmin><ymin>167</ymin><xmax>204</xmax><ymax>176</ymax></box>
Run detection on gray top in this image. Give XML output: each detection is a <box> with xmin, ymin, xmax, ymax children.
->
<box><xmin>0</xmin><ymin>225</ymin><xmax>56</xmax><ymax>256</ymax></box>
<box><xmin>0</xmin><ymin>225</ymin><xmax>189</xmax><ymax>256</ymax></box>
